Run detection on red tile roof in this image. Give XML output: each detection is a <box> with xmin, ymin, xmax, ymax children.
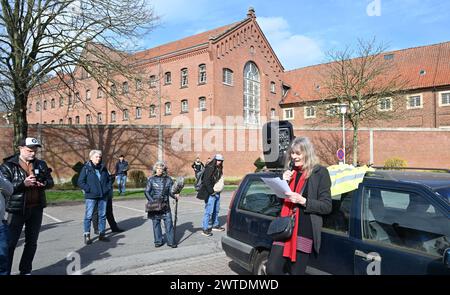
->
<box><xmin>130</xmin><ymin>20</ymin><xmax>246</xmax><ymax>63</ymax></box>
<box><xmin>281</xmin><ymin>41</ymin><xmax>450</xmax><ymax>105</ymax></box>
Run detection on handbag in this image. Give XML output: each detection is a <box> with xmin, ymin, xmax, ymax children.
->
<box><xmin>267</xmin><ymin>209</ymin><xmax>296</xmax><ymax>241</ymax></box>
<box><xmin>145</xmin><ymin>199</ymin><xmax>168</xmax><ymax>212</ymax></box>
<box><xmin>267</xmin><ymin>181</ymin><xmax>305</xmax><ymax>241</ymax></box>
<box><xmin>145</xmin><ymin>177</ymin><xmax>168</xmax><ymax>213</ymax></box>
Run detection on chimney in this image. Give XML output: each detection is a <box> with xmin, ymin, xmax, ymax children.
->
<box><xmin>247</xmin><ymin>7</ymin><xmax>256</xmax><ymax>18</ymax></box>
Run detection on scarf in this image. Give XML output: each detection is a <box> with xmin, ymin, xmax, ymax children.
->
<box><xmin>281</xmin><ymin>166</ymin><xmax>307</xmax><ymax>262</ymax></box>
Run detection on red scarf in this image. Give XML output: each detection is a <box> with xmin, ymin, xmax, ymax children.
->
<box><xmin>281</xmin><ymin>166</ymin><xmax>306</xmax><ymax>262</ymax></box>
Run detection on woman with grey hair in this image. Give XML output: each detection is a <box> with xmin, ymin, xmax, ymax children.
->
<box><xmin>78</xmin><ymin>150</ymin><xmax>113</xmax><ymax>245</ymax></box>
<box><xmin>144</xmin><ymin>161</ymin><xmax>179</xmax><ymax>248</ymax></box>
<box><xmin>266</xmin><ymin>137</ymin><xmax>332</xmax><ymax>275</ymax></box>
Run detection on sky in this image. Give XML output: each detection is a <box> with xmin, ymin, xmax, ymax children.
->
<box><xmin>138</xmin><ymin>0</ymin><xmax>450</xmax><ymax>71</ymax></box>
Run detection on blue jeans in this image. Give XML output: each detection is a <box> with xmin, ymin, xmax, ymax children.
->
<box><xmin>116</xmin><ymin>175</ymin><xmax>127</xmax><ymax>194</ymax></box>
<box><xmin>7</xmin><ymin>207</ymin><xmax>43</xmax><ymax>275</ymax></box>
<box><xmin>151</xmin><ymin>212</ymin><xmax>174</xmax><ymax>246</ymax></box>
<box><xmin>0</xmin><ymin>221</ymin><xmax>9</xmax><ymax>275</ymax></box>
<box><xmin>202</xmin><ymin>193</ymin><xmax>220</xmax><ymax>230</ymax></box>
<box><xmin>84</xmin><ymin>198</ymin><xmax>107</xmax><ymax>234</ymax></box>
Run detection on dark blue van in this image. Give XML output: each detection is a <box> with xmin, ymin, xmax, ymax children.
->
<box><xmin>222</xmin><ymin>170</ymin><xmax>450</xmax><ymax>275</ymax></box>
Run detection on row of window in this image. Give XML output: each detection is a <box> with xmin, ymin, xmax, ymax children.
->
<box><xmin>284</xmin><ymin>92</ymin><xmax>450</xmax><ymax>120</ymax></box>
<box><xmin>40</xmin><ymin>97</ymin><xmax>208</xmax><ymax>125</ymax></box>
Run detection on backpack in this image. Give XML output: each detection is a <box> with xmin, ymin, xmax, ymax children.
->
<box><xmin>194</xmin><ymin>168</ymin><xmax>205</xmax><ymax>192</ymax></box>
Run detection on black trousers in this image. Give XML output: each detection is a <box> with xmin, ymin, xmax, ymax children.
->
<box><xmin>266</xmin><ymin>244</ymin><xmax>310</xmax><ymax>275</ymax></box>
<box><xmin>7</xmin><ymin>207</ymin><xmax>43</xmax><ymax>274</ymax></box>
<box><xmin>93</xmin><ymin>197</ymin><xmax>118</xmax><ymax>231</ymax></box>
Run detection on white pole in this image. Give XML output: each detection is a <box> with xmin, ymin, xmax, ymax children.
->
<box><xmin>342</xmin><ymin>112</ymin><xmax>345</xmax><ymax>164</ymax></box>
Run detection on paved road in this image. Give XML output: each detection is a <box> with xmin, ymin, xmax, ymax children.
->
<box><xmin>10</xmin><ymin>191</ymin><xmax>251</xmax><ymax>275</ymax></box>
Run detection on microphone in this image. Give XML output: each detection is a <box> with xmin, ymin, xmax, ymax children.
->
<box><xmin>288</xmin><ymin>159</ymin><xmax>295</xmax><ymax>171</ymax></box>
<box><xmin>171</xmin><ymin>176</ymin><xmax>185</xmax><ymax>195</ymax></box>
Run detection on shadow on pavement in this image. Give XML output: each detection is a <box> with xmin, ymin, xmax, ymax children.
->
<box><xmin>32</xmin><ymin>216</ymin><xmax>146</xmax><ymax>275</ymax></box>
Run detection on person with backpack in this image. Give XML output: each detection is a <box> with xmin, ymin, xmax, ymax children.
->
<box><xmin>191</xmin><ymin>157</ymin><xmax>204</xmax><ymax>180</ymax></box>
<box><xmin>196</xmin><ymin>154</ymin><xmax>225</xmax><ymax>237</ymax></box>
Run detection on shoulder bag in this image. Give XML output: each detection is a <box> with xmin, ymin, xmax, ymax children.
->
<box><xmin>145</xmin><ymin>177</ymin><xmax>169</xmax><ymax>213</ymax></box>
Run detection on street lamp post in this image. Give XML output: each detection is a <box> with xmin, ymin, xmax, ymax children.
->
<box><xmin>340</xmin><ymin>105</ymin><xmax>347</xmax><ymax>164</ymax></box>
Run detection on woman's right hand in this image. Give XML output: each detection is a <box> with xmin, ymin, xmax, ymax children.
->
<box><xmin>282</xmin><ymin>170</ymin><xmax>293</xmax><ymax>182</ymax></box>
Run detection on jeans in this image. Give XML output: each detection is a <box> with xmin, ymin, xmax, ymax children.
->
<box><xmin>202</xmin><ymin>193</ymin><xmax>220</xmax><ymax>230</ymax></box>
<box><xmin>0</xmin><ymin>221</ymin><xmax>9</xmax><ymax>275</ymax></box>
<box><xmin>84</xmin><ymin>198</ymin><xmax>107</xmax><ymax>234</ymax></box>
<box><xmin>151</xmin><ymin>212</ymin><xmax>174</xmax><ymax>246</ymax></box>
<box><xmin>7</xmin><ymin>207</ymin><xmax>43</xmax><ymax>275</ymax></box>
<box><xmin>116</xmin><ymin>175</ymin><xmax>127</xmax><ymax>194</ymax></box>
<box><xmin>92</xmin><ymin>197</ymin><xmax>119</xmax><ymax>231</ymax></box>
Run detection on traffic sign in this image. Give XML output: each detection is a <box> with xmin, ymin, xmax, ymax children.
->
<box><xmin>337</xmin><ymin>148</ymin><xmax>345</xmax><ymax>161</ymax></box>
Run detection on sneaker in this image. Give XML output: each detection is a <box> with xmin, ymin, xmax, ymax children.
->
<box><xmin>154</xmin><ymin>243</ymin><xmax>163</xmax><ymax>248</ymax></box>
<box><xmin>168</xmin><ymin>244</ymin><xmax>178</xmax><ymax>248</ymax></box>
<box><xmin>212</xmin><ymin>226</ymin><xmax>225</xmax><ymax>232</ymax></box>
<box><xmin>84</xmin><ymin>234</ymin><xmax>92</xmax><ymax>245</ymax></box>
<box><xmin>201</xmin><ymin>230</ymin><xmax>213</xmax><ymax>237</ymax></box>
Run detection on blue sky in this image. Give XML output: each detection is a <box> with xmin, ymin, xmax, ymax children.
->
<box><xmin>141</xmin><ymin>0</ymin><xmax>450</xmax><ymax>70</ymax></box>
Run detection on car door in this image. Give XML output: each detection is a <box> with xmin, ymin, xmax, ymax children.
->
<box><xmin>308</xmin><ymin>191</ymin><xmax>356</xmax><ymax>275</ymax></box>
<box><xmin>232</xmin><ymin>175</ymin><xmax>282</xmax><ymax>249</ymax></box>
<box><xmin>353</xmin><ymin>184</ymin><xmax>450</xmax><ymax>275</ymax></box>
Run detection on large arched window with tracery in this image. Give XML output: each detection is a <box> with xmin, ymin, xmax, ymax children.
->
<box><xmin>243</xmin><ymin>62</ymin><xmax>260</xmax><ymax>124</ymax></box>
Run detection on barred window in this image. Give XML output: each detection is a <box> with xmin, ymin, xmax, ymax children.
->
<box><xmin>181</xmin><ymin>68</ymin><xmax>188</xmax><ymax>87</ymax></box>
<box><xmin>181</xmin><ymin>100</ymin><xmax>188</xmax><ymax>113</ymax></box>
<box><xmin>198</xmin><ymin>64</ymin><xmax>207</xmax><ymax>84</ymax></box>
<box><xmin>223</xmin><ymin>68</ymin><xmax>233</xmax><ymax>85</ymax></box>
<box><xmin>243</xmin><ymin>62</ymin><xmax>260</xmax><ymax>124</ymax></box>
<box><xmin>199</xmin><ymin>97</ymin><xmax>206</xmax><ymax>111</ymax></box>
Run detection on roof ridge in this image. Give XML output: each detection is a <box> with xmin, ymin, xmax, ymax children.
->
<box><xmin>285</xmin><ymin>40</ymin><xmax>450</xmax><ymax>74</ymax></box>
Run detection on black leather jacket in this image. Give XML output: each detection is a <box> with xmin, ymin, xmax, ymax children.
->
<box><xmin>144</xmin><ymin>175</ymin><xmax>174</xmax><ymax>203</ymax></box>
<box><xmin>0</xmin><ymin>154</ymin><xmax>54</xmax><ymax>215</ymax></box>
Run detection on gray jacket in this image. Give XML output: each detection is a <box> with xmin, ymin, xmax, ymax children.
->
<box><xmin>0</xmin><ymin>172</ymin><xmax>14</xmax><ymax>221</ymax></box>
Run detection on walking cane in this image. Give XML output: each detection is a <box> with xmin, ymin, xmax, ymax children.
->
<box><xmin>173</xmin><ymin>198</ymin><xmax>179</xmax><ymax>245</ymax></box>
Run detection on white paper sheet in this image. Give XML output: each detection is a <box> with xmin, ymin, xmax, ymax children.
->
<box><xmin>261</xmin><ymin>177</ymin><xmax>292</xmax><ymax>198</ymax></box>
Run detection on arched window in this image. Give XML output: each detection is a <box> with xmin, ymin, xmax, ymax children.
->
<box><xmin>149</xmin><ymin>105</ymin><xmax>156</xmax><ymax>117</ymax></box>
<box><xmin>243</xmin><ymin>62</ymin><xmax>260</xmax><ymax>124</ymax></box>
<box><xmin>51</xmin><ymin>98</ymin><xmax>56</xmax><ymax>108</ymax></box>
<box><xmin>111</xmin><ymin>111</ymin><xmax>116</xmax><ymax>122</ymax></box>
<box><xmin>165</xmin><ymin>102</ymin><xmax>172</xmax><ymax>115</ymax></box>
<box><xmin>43</xmin><ymin>100</ymin><xmax>48</xmax><ymax>110</ymax></box>
<box><xmin>198</xmin><ymin>64</ymin><xmax>206</xmax><ymax>84</ymax></box>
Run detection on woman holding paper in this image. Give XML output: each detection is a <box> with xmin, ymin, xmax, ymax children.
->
<box><xmin>266</xmin><ymin>137</ymin><xmax>332</xmax><ymax>275</ymax></box>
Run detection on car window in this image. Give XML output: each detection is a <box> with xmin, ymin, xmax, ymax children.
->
<box><xmin>362</xmin><ymin>187</ymin><xmax>449</xmax><ymax>257</ymax></box>
<box><xmin>323</xmin><ymin>191</ymin><xmax>354</xmax><ymax>234</ymax></box>
<box><xmin>238</xmin><ymin>178</ymin><xmax>282</xmax><ymax>217</ymax></box>
<box><xmin>435</xmin><ymin>186</ymin><xmax>450</xmax><ymax>205</ymax></box>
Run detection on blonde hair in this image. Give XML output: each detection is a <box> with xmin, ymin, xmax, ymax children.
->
<box><xmin>285</xmin><ymin>137</ymin><xmax>319</xmax><ymax>178</ymax></box>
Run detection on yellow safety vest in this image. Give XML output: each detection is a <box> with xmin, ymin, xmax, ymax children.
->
<box><xmin>327</xmin><ymin>164</ymin><xmax>375</xmax><ymax>197</ymax></box>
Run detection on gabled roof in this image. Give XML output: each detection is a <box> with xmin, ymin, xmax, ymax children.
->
<box><xmin>281</xmin><ymin>41</ymin><xmax>450</xmax><ymax>105</ymax></box>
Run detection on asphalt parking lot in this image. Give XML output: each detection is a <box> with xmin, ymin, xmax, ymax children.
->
<box><xmin>10</xmin><ymin>191</ymin><xmax>251</xmax><ymax>275</ymax></box>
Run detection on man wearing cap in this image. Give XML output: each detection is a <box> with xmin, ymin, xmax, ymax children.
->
<box><xmin>0</xmin><ymin>137</ymin><xmax>54</xmax><ymax>275</ymax></box>
<box><xmin>115</xmin><ymin>155</ymin><xmax>128</xmax><ymax>196</ymax></box>
<box><xmin>196</xmin><ymin>154</ymin><xmax>225</xmax><ymax>236</ymax></box>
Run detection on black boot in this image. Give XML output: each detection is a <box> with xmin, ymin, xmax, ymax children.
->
<box><xmin>84</xmin><ymin>234</ymin><xmax>92</xmax><ymax>245</ymax></box>
<box><xmin>98</xmin><ymin>233</ymin><xmax>110</xmax><ymax>242</ymax></box>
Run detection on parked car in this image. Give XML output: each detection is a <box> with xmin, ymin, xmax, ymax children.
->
<box><xmin>221</xmin><ymin>169</ymin><xmax>450</xmax><ymax>275</ymax></box>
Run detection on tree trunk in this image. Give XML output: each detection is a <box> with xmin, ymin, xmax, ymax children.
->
<box><xmin>352</xmin><ymin>122</ymin><xmax>359</xmax><ymax>166</ymax></box>
<box><xmin>12</xmin><ymin>93</ymin><xmax>28</xmax><ymax>151</ymax></box>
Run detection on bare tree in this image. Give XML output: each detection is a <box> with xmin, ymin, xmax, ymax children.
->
<box><xmin>318</xmin><ymin>38</ymin><xmax>408</xmax><ymax>165</ymax></box>
<box><xmin>0</xmin><ymin>0</ymin><xmax>158</xmax><ymax>147</ymax></box>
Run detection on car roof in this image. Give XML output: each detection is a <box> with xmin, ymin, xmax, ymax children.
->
<box><xmin>365</xmin><ymin>170</ymin><xmax>450</xmax><ymax>190</ymax></box>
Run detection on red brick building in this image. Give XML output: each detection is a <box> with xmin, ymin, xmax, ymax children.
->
<box><xmin>2</xmin><ymin>8</ymin><xmax>448</xmax><ymax>182</ymax></box>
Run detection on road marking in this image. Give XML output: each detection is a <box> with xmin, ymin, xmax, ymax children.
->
<box><xmin>113</xmin><ymin>204</ymin><xmax>144</xmax><ymax>213</ymax></box>
<box><xmin>149</xmin><ymin>270</ymin><xmax>164</xmax><ymax>275</ymax></box>
<box><xmin>43</xmin><ymin>212</ymin><xmax>62</xmax><ymax>223</ymax></box>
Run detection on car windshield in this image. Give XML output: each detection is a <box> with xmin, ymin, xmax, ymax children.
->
<box><xmin>434</xmin><ymin>186</ymin><xmax>450</xmax><ymax>205</ymax></box>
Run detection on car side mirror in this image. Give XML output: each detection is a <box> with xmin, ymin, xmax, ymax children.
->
<box><xmin>443</xmin><ymin>248</ymin><xmax>450</xmax><ymax>267</ymax></box>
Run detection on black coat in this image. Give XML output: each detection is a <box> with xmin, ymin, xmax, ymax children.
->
<box><xmin>144</xmin><ymin>175</ymin><xmax>175</xmax><ymax>218</ymax></box>
<box><xmin>196</xmin><ymin>159</ymin><xmax>222</xmax><ymax>201</ymax></box>
<box><xmin>0</xmin><ymin>154</ymin><xmax>54</xmax><ymax>215</ymax></box>
<box><xmin>77</xmin><ymin>161</ymin><xmax>112</xmax><ymax>199</ymax></box>
<box><xmin>302</xmin><ymin>164</ymin><xmax>332</xmax><ymax>254</ymax></box>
